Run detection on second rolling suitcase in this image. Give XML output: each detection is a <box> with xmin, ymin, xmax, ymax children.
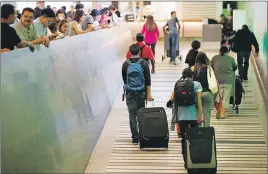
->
<box><xmin>137</xmin><ymin>107</ymin><xmax>169</xmax><ymax>149</ymax></box>
<box><xmin>185</xmin><ymin>126</ymin><xmax>217</xmax><ymax>174</ymax></box>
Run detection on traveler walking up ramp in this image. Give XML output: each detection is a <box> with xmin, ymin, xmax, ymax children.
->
<box><xmin>86</xmin><ymin>42</ymin><xmax>267</xmax><ymax>174</ymax></box>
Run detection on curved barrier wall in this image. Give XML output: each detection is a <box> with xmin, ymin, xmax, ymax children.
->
<box><xmin>0</xmin><ymin>25</ymin><xmax>132</xmax><ymax>173</ymax></box>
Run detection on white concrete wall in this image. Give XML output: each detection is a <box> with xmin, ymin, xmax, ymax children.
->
<box><xmin>119</xmin><ymin>2</ymin><xmax>129</xmax><ymax>13</ymax></box>
<box><xmin>151</xmin><ymin>2</ymin><xmax>176</xmax><ymax>21</ymax></box>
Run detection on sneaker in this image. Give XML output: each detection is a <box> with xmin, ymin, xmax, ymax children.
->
<box><xmin>132</xmin><ymin>137</ymin><xmax>139</xmax><ymax>144</ymax></box>
<box><xmin>173</xmin><ymin>62</ymin><xmax>177</xmax><ymax>65</ymax></box>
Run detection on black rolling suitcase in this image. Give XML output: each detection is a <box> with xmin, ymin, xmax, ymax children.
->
<box><xmin>185</xmin><ymin>126</ymin><xmax>217</xmax><ymax>174</ymax></box>
<box><xmin>229</xmin><ymin>75</ymin><xmax>245</xmax><ymax>113</ymax></box>
<box><xmin>137</xmin><ymin>105</ymin><xmax>169</xmax><ymax>150</ymax></box>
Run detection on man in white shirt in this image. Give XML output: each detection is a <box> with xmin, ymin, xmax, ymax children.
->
<box><xmin>108</xmin><ymin>5</ymin><xmax>119</xmax><ymax>26</ymax></box>
<box><xmin>12</xmin><ymin>7</ymin><xmax>50</xmax><ymax>47</ymax></box>
<box><xmin>33</xmin><ymin>8</ymin><xmax>56</xmax><ymax>40</ymax></box>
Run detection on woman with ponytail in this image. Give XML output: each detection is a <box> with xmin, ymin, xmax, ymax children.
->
<box><xmin>141</xmin><ymin>15</ymin><xmax>159</xmax><ymax>56</ymax></box>
<box><xmin>193</xmin><ymin>52</ymin><xmax>214</xmax><ymax>126</ymax></box>
<box><xmin>211</xmin><ymin>46</ymin><xmax>237</xmax><ymax>119</ymax></box>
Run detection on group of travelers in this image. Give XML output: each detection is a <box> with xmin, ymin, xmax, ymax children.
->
<box><xmin>1</xmin><ymin>3</ymin><xmax>121</xmax><ymax>53</ymax></box>
<box><xmin>122</xmin><ymin>12</ymin><xmax>260</xmax><ymax>170</ymax></box>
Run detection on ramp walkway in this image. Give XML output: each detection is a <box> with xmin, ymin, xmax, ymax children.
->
<box><xmin>86</xmin><ymin>42</ymin><xmax>267</xmax><ymax>174</ymax></box>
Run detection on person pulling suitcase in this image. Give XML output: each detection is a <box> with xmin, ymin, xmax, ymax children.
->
<box><xmin>167</xmin><ymin>68</ymin><xmax>203</xmax><ymax>167</ymax></box>
<box><xmin>122</xmin><ymin>44</ymin><xmax>153</xmax><ymax>144</ymax></box>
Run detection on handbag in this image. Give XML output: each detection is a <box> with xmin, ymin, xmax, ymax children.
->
<box><xmin>207</xmin><ymin>65</ymin><xmax>218</xmax><ymax>94</ymax></box>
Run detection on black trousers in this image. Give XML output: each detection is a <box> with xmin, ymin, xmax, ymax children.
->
<box><xmin>178</xmin><ymin>120</ymin><xmax>198</xmax><ymax>163</ymax></box>
<box><xmin>126</xmin><ymin>92</ymin><xmax>146</xmax><ymax>138</ymax></box>
<box><xmin>237</xmin><ymin>51</ymin><xmax>251</xmax><ymax>78</ymax></box>
<box><xmin>146</xmin><ymin>43</ymin><xmax>156</xmax><ymax>56</ymax></box>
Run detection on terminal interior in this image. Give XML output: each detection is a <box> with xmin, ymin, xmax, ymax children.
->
<box><xmin>1</xmin><ymin>1</ymin><xmax>268</xmax><ymax>174</ymax></box>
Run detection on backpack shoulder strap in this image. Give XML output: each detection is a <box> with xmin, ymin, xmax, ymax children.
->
<box><xmin>136</xmin><ymin>43</ymin><xmax>146</xmax><ymax>58</ymax></box>
<box><xmin>208</xmin><ymin>65</ymin><xmax>212</xmax><ymax>77</ymax></box>
<box><xmin>126</xmin><ymin>59</ymin><xmax>132</xmax><ymax>65</ymax></box>
<box><xmin>137</xmin><ymin>58</ymin><xmax>144</xmax><ymax>64</ymax></box>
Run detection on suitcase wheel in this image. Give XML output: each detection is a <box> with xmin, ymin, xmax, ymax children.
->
<box><xmin>187</xmin><ymin>168</ymin><xmax>216</xmax><ymax>174</ymax></box>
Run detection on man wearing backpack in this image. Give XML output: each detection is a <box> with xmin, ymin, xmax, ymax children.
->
<box><xmin>122</xmin><ymin>44</ymin><xmax>153</xmax><ymax>144</ymax></box>
<box><xmin>126</xmin><ymin>33</ymin><xmax>155</xmax><ymax>74</ymax></box>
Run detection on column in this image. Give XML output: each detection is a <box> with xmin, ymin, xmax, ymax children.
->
<box><xmin>92</xmin><ymin>1</ymin><xmax>97</xmax><ymax>9</ymax></box>
<box><xmin>139</xmin><ymin>1</ymin><xmax>144</xmax><ymax>21</ymax></box>
<box><xmin>216</xmin><ymin>1</ymin><xmax>223</xmax><ymax>17</ymax></box>
<box><xmin>112</xmin><ymin>1</ymin><xmax>118</xmax><ymax>10</ymax></box>
<box><xmin>132</xmin><ymin>2</ymin><xmax>136</xmax><ymax>21</ymax></box>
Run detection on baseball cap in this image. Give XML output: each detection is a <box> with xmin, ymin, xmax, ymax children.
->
<box><xmin>90</xmin><ymin>9</ymin><xmax>100</xmax><ymax>16</ymax></box>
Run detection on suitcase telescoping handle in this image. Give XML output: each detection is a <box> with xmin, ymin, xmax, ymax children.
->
<box><xmin>232</xmin><ymin>71</ymin><xmax>236</xmax><ymax>109</ymax></box>
<box><xmin>146</xmin><ymin>98</ymin><xmax>155</xmax><ymax>107</ymax></box>
<box><xmin>198</xmin><ymin>120</ymin><xmax>205</xmax><ymax>127</ymax></box>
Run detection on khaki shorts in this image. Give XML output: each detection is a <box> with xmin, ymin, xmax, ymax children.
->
<box><xmin>219</xmin><ymin>84</ymin><xmax>232</xmax><ymax>108</ymax></box>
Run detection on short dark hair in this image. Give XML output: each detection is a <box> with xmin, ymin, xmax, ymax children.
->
<box><xmin>100</xmin><ymin>8</ymin><xmax>109</xmax><ymax>15</ymax></box>
<box><xmin>22</xmin><ymin>7</ymin><xmax>35</xmax><ymax>16</ymax></box>
<box><xmin>182</xmin><ymin>68</ymin><xmax>194</xmax><ymax>79</ymax></box>
<box><xmin>219</xmin><ymin>46</ymin><xmax>229</xmax><ymax>56</ymax></box>
<box><xmin>115</xmin><ymin>11</ymin><xmax>120</xmax><ymax>17</ymax></box>
<box><xmin>61</xmin><ymin>6</ymin><xmax>66</xmax><ymax>11</ymax></box>
<box><xmin>1</xmin><ymin>4</ymin><xmax>15</xmax><ymax>19</ymax></box>
<box><xmin>171</xmin><ymin>11</ymin><xmax>176</xmax><ymax>16</ymax></box>
<box><xmin>48</xmin><ymin>18</ymin><xmax>60</xmax><ymax>33</ymax></box>
<box><xmin>109</xmin><ymin>5</ymin><xmax>116</xmax><ymax>11</ymax></box>
<box><xmin>75</xmin><ymin>4</ymin><xmax>84</xmax><ymax>10</ymax></box>
<box><xmin>136</xmin><ymin>33</ymin><xmax>144</xmax><ymax>42</ymax></box>
<box><xmin>41</xmin><ymin>8</ymin><xmax>56</xmax><ymax>18</ymax></box>
<box><xmin>191</xmin><ymin>40</ymin><xmax>201</xmax><ymax>50</ymax></box>
<box><xmin>242</xmin><ymin>24</ymin><xmax>249</xmax><ymax>30</ymax></box>
<box><xmin>129</xmin><ymin>44</ymin><xmax>140</xmax><ymax>56</ymax></box>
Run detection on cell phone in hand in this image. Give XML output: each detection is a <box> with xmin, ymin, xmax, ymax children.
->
<box><xmin>29</xmin><ymin>46</ymin><xmax>35</xmax><ymax>52</ymax></box>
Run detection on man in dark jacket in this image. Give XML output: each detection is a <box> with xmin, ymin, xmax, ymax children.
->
<box><xmin>122</xmin><ymin>44</ymin><xmax>153</xmax><ymax>144</ymax></box>
<box><xmin>232</xmin><ymin>25</ymin><xmax>259</xmax><ymax>80</ymax></box>
<box><xmin>34</xmin><ymin>1</ymin><xmax>44</xmax><ymax>19</ymax></box>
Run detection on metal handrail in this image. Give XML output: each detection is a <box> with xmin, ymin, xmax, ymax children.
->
<box><xmin>250</xmin><ymin>51</ymin><xmax>268</xmax><ymax>104</ymax></box>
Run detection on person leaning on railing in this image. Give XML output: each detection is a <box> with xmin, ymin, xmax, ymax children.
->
<box><xmin>12</xmin><ymin>7</ymin><xmax>50</xmax><ymax>48</ymax></box>
<box><xmin>68</xmin><ymin>10</ymin><xmax>91</xmax><ymax>36</ymax></box>
<box><xmin>1</xmin><ymin>4</ymin><xmax>35</xmax><ymax>53</ymax></box>
<box><xmin>48</xmin><ymin>17</ymin><xmax>68</xmax><ymax>40</ymax></box>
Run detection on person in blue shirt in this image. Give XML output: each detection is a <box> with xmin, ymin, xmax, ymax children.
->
<box><xmin>163</xmin><ymin>11</ymin><xmax>181</xmax><ymax>65</ymax></box>
<box><xmin>168</xmin><ymin>68</ymin><xmax>202</xmax><ymax>168</ymax></box>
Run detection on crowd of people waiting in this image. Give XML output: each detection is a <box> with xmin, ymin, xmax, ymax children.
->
<box><xmin>1</xmin><ymin>2</ymin><xmax>121</xmax><ymax>53</ymax></box>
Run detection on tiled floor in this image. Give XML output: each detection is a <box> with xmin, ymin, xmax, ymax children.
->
<box><xmin>86</xmin><ymin>41</ymin><xmax>267</xmax><ymax>174</ymax></box>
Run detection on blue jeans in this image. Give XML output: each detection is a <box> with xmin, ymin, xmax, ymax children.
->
<box><xmin>237</xmin><ymin>51</ymin><xmax>251</xmax><ymax>78</ymax></box>
<box><xmin>169</xmin><ymin>32</ymin><xmax>178</xmax><ymax>62</ymax></box>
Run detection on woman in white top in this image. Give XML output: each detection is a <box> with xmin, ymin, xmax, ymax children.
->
<box><xmin>69</xmin><ymin>10</ymin><xmax>91</xmax><ymax>36</ymax></box>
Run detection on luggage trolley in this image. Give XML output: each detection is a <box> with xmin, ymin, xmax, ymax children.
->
<box><xmin>229</xmin><ymin>72</ymin><xmax>245</xmax><ymax>114</ymax></box>
<box><xmin>162</xmin><ymin>31</ymin><xmax>182</xmax><ymax>62</ymax></box>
